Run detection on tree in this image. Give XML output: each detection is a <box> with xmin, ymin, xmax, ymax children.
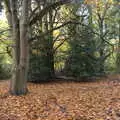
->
<box><xmin>28</xmin><ymin>0</ymin><xmax>80</xmax><ymax>82</ymax></box>
<box><xmin>3</xmin><ymin>0</ymin><xmax>74</xmax><ymax>95</ymax></box>
<box><xmin>63</xmin><ymin>4</ymin><xmax>98</xmax><ymax>77</ymax></box>
<box><xmin>3</xmin><ymin>0</ymin><xmax>29</xmax><ymax>95</ymax></box>
<box><xmin>63</xmin><ymin>0</ymin><xmax>118</xmax><ymax>77</ymax></box>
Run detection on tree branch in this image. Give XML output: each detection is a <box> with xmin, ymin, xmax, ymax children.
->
<box><xmin>54</xmin><ymin>37</ymin><xmax>69</xmax><ymax>52</ymax></box>
<box><xmin>29</xmin><ymin>0</ymin><xmax>72</xmax><ymax>25</ymax></box>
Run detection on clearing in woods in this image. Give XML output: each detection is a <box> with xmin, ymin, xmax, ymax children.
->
<box><xmin>0</xmin><ymin>75</ymin><xmax>120</xmax><ymax>120</ymax></box>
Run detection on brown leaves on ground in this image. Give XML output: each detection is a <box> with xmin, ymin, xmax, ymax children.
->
<box><xmin>0</xmin><ymin>75</ymin><xmax>120</xmax><ymax>120</ymax></box>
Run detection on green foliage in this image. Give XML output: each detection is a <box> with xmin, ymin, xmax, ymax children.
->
<box><xmin>28</xmin><ymin>52</ymin><xmax>52</xmax><ymax>82</ymax></box>
<box><xmin>62</xmin><ymin>3</ymin><xmax>116</xmax><ymax>77</ymax></box>
<box><xmin>1</xmin><ymin>0</ymin><xmax>119</xmax><ymax>81</ymax></box>
<box><xmin>28</xmin><ymin>35</ymin><xmax>54</xmax><ymax>82</ymax></box>
<box><xmin>0</xmin><ymin>20</ymin><xmax>12</xmax><ymax>79</ymax></box>
<box><xmin>0</xmin><ymin>55</ymin><xmax>11</xmax><ymax>79</ymax></box>
<box><xmin>64</xmin><ymin>25</ymin><xmax>101</xmax><ymax>77</ymax></box>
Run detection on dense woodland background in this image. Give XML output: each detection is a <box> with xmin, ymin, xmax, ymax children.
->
<box><xmin>0</xmin><ymin>0</ymin><xmax>119</xmax><ymax>94</ymax></box>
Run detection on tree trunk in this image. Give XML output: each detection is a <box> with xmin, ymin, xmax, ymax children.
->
<box><xmin>48</xmin><ymin>9</ymin><xmax>55</xmax><ymax>78</ymax></box>
<box><xmin>42</xmin><ymin>8</ymin><xmax>55</xmax><ymax>79</ymax></box>
<box><xmin>8</xmin><ymin>0</ymin><xmax>29</xmax><ymax>95</ymax></box>
<box><xmin>18</xmin><ymin>0</ymin><xmax>29</xmax><ymax>95</ymax></box>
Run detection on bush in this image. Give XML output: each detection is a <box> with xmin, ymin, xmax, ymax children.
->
<box><xmin>28</xmin><ymin>53</ymin><xmax>51</xmax><ymax>82</ymax></box>
<box><xmin>0</xmin><ymin>55</ymin><xmax>12</xmax><ymax>79</ymax></box>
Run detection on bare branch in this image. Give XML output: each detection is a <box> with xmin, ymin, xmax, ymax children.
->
<box><xmin>29</xmin><ymin>0</ymin><xmax>72</xmax><ymax>25</ymax></box>
<box><xmin>54</xmin><ymin>37</ymin><xmax>69</xmax><ymax>52</ymax></box>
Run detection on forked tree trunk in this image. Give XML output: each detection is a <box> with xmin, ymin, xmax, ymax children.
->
<box><xmin>4</xmin><ymin>0</ymin><xmax>29</xmax><ymax>95</ymax></box>
<box><xmin>3</xmin><ymin>0</ymin><xmax>70</xmax><ymax>95</ymax></box>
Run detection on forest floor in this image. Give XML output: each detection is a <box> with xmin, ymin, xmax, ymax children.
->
<box><xmin>0</xmin><ymin>75</ymin><xmax>120</xmax><ymax>120</ymax></box>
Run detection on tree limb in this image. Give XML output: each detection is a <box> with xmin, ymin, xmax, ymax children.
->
<box><xmin>29</xmin><ymin>0</ymin><xmax>72</xmax><ymax>25</ymax></box>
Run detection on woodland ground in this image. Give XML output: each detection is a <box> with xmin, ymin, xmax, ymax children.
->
<box><xmin>0</xmin><ymin>75</ymin><xmax>120</xmax><ymax>120</ymax></box>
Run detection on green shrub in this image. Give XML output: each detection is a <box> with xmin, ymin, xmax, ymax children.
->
<box><xmin>28</xmin><ymin>53</ymin><xmax>51</xmax><ymax>82</ymax></box>
<box><xmin>0</xmin><ymin>55</ymin><xmax>12</xmax><ymax>79</ymax></box>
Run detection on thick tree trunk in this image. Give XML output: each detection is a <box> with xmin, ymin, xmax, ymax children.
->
<box><xmin>8</xmin><ymin>0</ymin><xmax>29</xmax><ymax>95</ymax></box>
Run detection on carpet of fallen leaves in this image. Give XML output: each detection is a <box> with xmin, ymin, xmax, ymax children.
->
<box><xmin>0</xmin><ymin>75</ymin><xmax>120</xmax><ymax>120</ymax></box>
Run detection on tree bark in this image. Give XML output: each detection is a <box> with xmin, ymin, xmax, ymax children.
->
<box><xmin>4</xmin><ymin>0</ymin><xmax>29</xmax><ymax>95</ymax></box>
<box><xmin>18</xmin><ymin>0</ymin><xmax>29</xmax><ymax>95</ymax></box>
<box><xmin>48</xmin><ymin>8</ymin><xmax>55</xmax><ymax>78</ymax></box>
